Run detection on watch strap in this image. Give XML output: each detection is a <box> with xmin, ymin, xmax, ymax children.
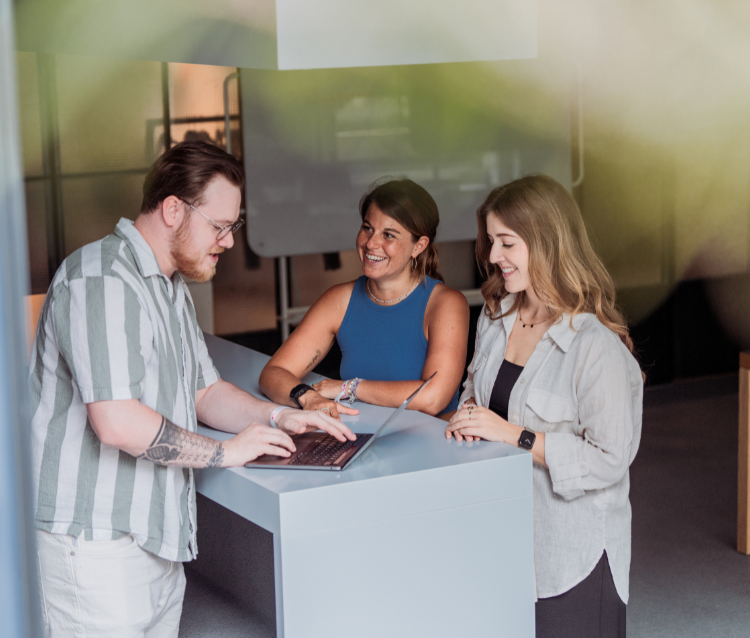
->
<box><xmin>289</xmin><ymin>383</ymin><xmax>313</xmax><ymax>409</ymax></box>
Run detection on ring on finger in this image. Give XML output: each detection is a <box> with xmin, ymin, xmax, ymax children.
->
<box><xmin>318</xmin><ymin>407</ymin><xmax>330</xmax><ymax>413</ymax></box>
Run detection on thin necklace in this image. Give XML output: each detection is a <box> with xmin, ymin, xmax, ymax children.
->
<box><xmin>518</xmin><ymin>307</ymin><xmax>553</xmax><ymax>328</ymax></box>
<box><xmin>367</xmin><ymin>278</ymin><xmax>420</xmax><ymax>304</ymax></box>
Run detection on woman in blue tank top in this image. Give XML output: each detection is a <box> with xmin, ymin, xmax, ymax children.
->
<box><xmin>259</xmin><ymin>178</ymin><xmax>469</xmax><ymax>419</ymax></box>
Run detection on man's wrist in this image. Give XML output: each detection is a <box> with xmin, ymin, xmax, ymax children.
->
<box><xmin>220</xmin><ymin>438</ymin><xmax>235</xmax><ymax>467</ymax></box>
<box><xmin>270</xmin><ymin>406</ymin><xmax>289</xmax><ymax>427</ymax></box>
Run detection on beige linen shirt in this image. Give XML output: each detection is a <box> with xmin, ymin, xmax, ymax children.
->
<box><xmin>460</xmin><ymin>294</ymin><xmax>643</xmax><ymax>603</ymax></box>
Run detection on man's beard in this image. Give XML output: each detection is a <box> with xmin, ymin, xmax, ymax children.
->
<box><xmin>170</xmin><ymin>217</ymin><xmax>223</xmax><ymax>283</ymax></box>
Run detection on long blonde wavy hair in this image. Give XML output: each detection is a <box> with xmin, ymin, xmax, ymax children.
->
<box><xmin>476</xmin><ymin>174</ymin><xmax>636</xmax><ymax>354</ymax></box>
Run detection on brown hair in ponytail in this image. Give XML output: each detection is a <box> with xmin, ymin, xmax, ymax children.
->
<box><xmin>358</xmin><ymin>177</ymin><xmax>443</xmax><ymax>282</ymax></box>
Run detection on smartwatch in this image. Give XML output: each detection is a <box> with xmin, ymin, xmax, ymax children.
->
<box><xmin>290</xmin><ymin>383</ymin><xmax>314</xmax><ymax>408</ymax></box>
<box><xmin>518</xmin><ymin>429</ymin><xmax>537</xmax><ymax>451</ymax></box>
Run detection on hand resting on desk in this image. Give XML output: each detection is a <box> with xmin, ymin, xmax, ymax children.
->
<box><xmin>445</xmin><ymin>402</ymin><xmax>547</xmax><ymax>468</ymax></box>
<box><xmin>296</xmin><ymin>381</ymin><xmax>359</xmax><ymax>420</ymax></box>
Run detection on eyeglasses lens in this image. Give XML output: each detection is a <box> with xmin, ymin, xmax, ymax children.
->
<box><xmin>217</xmin><ymin>219</ymin><xmax>244</xmax><ymax>241</ymax></box>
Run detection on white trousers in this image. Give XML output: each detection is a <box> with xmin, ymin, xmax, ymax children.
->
<box><xmin>36</xmin><ymin>529</ymin><xmax>186</xmax><ymax>638</ymax></box>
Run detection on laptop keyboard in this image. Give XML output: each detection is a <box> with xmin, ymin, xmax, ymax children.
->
<box><xmin>289</xmin><ymin>433</ymin><xmax>372</xmax><ymax>466</ymax></box>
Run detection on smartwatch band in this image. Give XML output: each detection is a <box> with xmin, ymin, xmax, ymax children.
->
<box><xmin>290</xmin><ymin>383</ymin><xmax>313</xmax><ymax>409</ymax></box>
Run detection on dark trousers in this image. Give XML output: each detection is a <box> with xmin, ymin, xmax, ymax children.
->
<box><xmin>535</xmin><ymin>552</ymin><xmax>626</xmax><ymax>638</ymax></box>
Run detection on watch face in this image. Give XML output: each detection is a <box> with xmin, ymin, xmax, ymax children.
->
<box><xmin>519</xmin><ymin>429</ymin><xmax>536</xmax><ymax>450</ymax></box>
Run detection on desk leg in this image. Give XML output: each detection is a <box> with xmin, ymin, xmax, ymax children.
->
<box><xmin>739</xmin><ymin>365</ymin><xmax>750</xmax><ymax>554</ymax></box>
<box><xmin>274</xmin><ymin>534</ymin><xmax>286</xmax><ymax>638</ymax></box>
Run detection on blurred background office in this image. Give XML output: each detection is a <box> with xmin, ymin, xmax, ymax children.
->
<box><xmin>5</xmin><ymin>0</ymin><xmax>750</xmax><ymax>636</ymax></box>
<box><xmin>14</xmin><ymin>0</ymin><xmax>750</xmax><ymax>383</ymax></box>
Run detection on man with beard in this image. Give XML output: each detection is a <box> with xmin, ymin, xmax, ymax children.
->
<box><xmin>29</xmin><ymin>141</ymin><xmax>355</xmax><ymax>637</ymax></box>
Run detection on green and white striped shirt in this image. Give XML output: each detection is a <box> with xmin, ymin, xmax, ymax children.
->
<box><xmin>29</xmin><ymin>218</ymin><xmax>219</xmax><ymax>561</ymax></box>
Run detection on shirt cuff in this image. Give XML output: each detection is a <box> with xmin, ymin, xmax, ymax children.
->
<box><xmin>544</xmin><ymin>432</ymin><xmax>590</xmax><ymax>501</ymax></box>
<box><xmin>197</xmin><ymin>366</ymin><xmax>220</xmax><ymax>391</ymax></box>
<box><xmin>458</xmin><ymin>384</ymin><xmax>474</xmax><ymax>407</ymax></box>
<box><xmin>78</xmin><ymin>384</ymin><xmax>142</xmax><ymax>403</ymax></box>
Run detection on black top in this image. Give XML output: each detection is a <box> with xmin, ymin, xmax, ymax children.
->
<box><xmin>488</xmin><ymin>359</ymin><xmax>524</xmax><ymax>421</ymax></box>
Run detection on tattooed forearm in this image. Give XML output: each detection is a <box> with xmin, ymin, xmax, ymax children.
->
<box><xmin>305</xmin><ymin>349</ymin><xmax>322</xmax><ymax>372</ymax></box>
<box><xmin>205</xmin><ymin>445</ymin><xmax>225</xmax><ymax>468</ymax></box>
<box><xmin>138</xmin><ymin>417</ymin><xmax>225</xmax><ymax>468</ymax></box>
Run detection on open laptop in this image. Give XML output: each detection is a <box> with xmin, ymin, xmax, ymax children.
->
<box><xmin>245</xmin><ymin>372</ymin><xmax>436</xmax><ymax>471</ymax></box>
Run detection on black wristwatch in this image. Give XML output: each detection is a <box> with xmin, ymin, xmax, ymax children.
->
<box><xmin>518</xmin><ymin>429</ymin><xmax>537</xmax><ymax>451</ymax></box>
<box><xmin>290</xmin><ymin>383</ymin><xmax>314</xmax><ymax>408</ymax></box>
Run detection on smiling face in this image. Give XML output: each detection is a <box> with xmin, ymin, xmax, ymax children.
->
<box><xmin>356</xmin><ymin>204</ymin><xmax>426</xmax><ymax>282</ymax></box>
<box><xmin>486</xmin><ymin>213</ymin><xmax>532</xmax><ymax>294</ymax></box>
<box><xmin>171</xmin><ymin>175</ymin><xmax>242</xmax><ymax>282</ymax></box>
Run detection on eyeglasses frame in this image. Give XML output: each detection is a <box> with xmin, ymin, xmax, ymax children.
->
<box><xmin>180</xmin><ymin>198</ymin><xmax>245</xmax><ymax>241</ymax></box>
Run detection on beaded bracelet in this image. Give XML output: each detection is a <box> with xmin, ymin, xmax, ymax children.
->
<box><xmin>344</xmin><ymin>379</ymin><xmax>354</xmax><ymax>399</ymax></box>
<box><xmin>336</xmin><ymin>378</ymin><xmax>362</xmax><ymax>405</ymax></box>
<box><xmin>348</xmin><ymin>378</ymin><xmax>362</xmax><ymax>401</ymax></box>
<box><xmin>269</xmin><ymin>406</ymin><xmax>289</xmax><ymax>428</ymax></box>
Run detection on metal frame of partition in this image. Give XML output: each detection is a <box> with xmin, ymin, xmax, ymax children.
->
<box><xmin>0</xmin><ymin>0</ymin><xmax>43</xmax><ymax>635</ymax></box>
<box><xmin>25</xmin><ymin>57</ymin><xmax>242</xmax><ymax>296</ymax></box>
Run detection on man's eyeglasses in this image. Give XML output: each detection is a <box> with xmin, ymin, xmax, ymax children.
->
<box><xmin>181</xmin><ymin>199</ymin><xmax>245</xmax><ymax>241</ymax></box>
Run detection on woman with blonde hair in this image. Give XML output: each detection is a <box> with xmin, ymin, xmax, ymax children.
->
<box><xmin>446</xmin><ymin>175</ymin><xmax>642</xmax><ymax>637</ymax></box>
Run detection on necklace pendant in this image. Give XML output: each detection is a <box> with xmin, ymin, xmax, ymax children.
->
<box><xmin>518</xmin><ymin>308</ymin><xmax>539</xmax><ymax>329</ymax></box>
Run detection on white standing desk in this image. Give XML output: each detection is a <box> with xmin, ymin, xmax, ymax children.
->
<box><xmin>196</xmin><ymin>334</ymin><xmax>535</xmax><ymax>638</ymax></box>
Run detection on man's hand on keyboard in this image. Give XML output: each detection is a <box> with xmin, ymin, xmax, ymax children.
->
<box><xmin>276</xmin><ymin>408</ymin><xmax>357</xmax><ymax>442</ymax></box>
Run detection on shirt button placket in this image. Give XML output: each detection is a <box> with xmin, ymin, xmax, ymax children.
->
<box><xmin>176</xmin><ymin>282</ymin><xmax>198</xmax><ymax>556</ymax></box>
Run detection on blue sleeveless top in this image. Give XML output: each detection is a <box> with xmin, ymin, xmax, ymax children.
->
<box><xmin>337</xmin><ymin>275</ymin><xmax>460</xmax><ymax>414</ymax></box>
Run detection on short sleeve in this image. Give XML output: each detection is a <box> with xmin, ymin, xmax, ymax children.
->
<box><xmin>195</xmin><ymin>328</ymin><xmax>220</xmax><ymax>390</ymax></box>
<box><xmin>52</xmin><ymin>276</ymin><xmax>153</xmax><ymax>403</ymax></box>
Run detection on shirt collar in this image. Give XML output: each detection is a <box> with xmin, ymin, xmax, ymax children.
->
<box><xmin>499</xmin><ymin>293</ymin><xmax>587</xmax><ymax>353</ymax></box>
<box><xmin>546</xmin><ymin>312</ymin><xmax>588</xmax><ymax>352</ymax></box>
<box><xmin>499</xmin><ymin>294</ymin><xmax>517</xmax><ymax>337</ymax></box>
<box><xmin>114</xmin><ymin>218</ymin><xmax>164</xmax><ymax>279</ymax></box>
